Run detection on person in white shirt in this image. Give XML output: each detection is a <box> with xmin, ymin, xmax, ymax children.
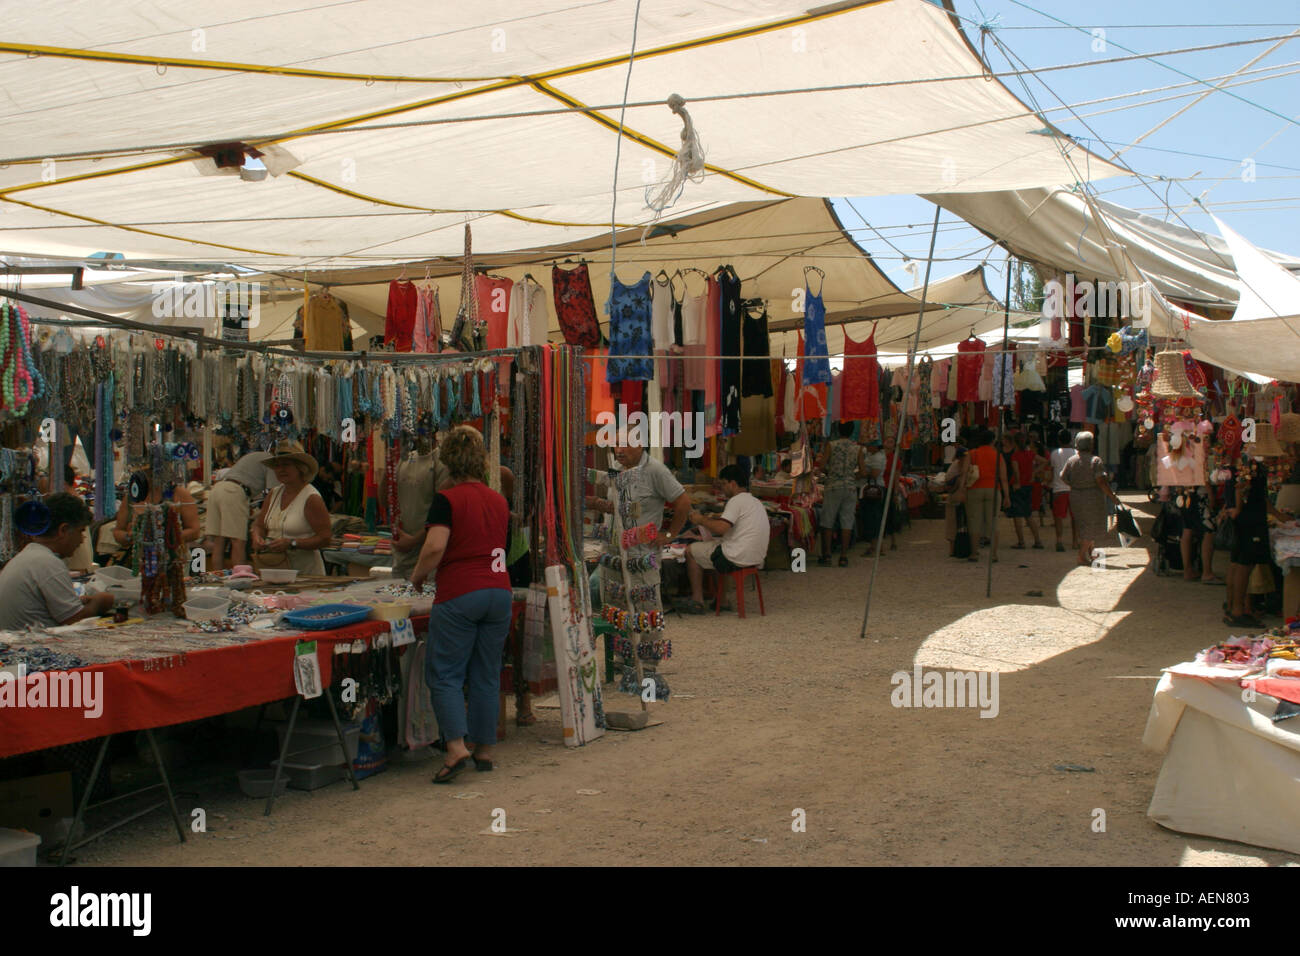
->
<box><xmin>678</xmin><ymin>465</ymin><xmax>770</xmax><ymax>614</ymax></box>
<box><xmin>1048</xmin><ymin>427</ymin><xmax>1078</xmax><ymax>553</ymax></box>
<box><xmin>0</xmin><ymin>494</ymin><xmax>114</xmax><ymax>629</ymax></box>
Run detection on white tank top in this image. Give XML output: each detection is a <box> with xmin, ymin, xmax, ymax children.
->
<box><xmin>266</xmin><ymin>484</ymin><xmax>325</xmax><ymax>574</ymax></box>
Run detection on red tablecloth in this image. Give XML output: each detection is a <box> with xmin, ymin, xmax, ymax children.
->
<box><xmin>0</xmin><ymin>615</ymin><xmax>429</xmax><ymax>759</ymax></box>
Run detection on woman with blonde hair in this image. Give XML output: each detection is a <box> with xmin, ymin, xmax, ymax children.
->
<box><xmin>410</xmin><ymin>425</ymin><xmax>512</xmax><ymax>784</ymax></box>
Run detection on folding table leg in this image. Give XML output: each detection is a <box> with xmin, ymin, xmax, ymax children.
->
<box><xmin>143</xmin><ymin>728</ymin><xmax>188</xmax><ymax>845</ymax></box>
<box><xmin>323</xmin><ymin>689</ymin><xmax>360</xmax><ymax>791</ymax></box>
<box><xmin>57</xmin><ymin>734</ymin><xmax>112</xmax><ymax>867</ymax></box>
<box><xmin>264</xmin><ymin>694</ymin><xmax>301</xmax><ymax>817</ymax></box>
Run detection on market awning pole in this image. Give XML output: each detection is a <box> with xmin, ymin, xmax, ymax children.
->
<box><xmin>986</xmin><ymin>256</ymin><xmax>1014</xmax><ymax>599</ymax></box>
<box><xmin>859</xmin><ymin>205</ymin><xmax>941</xmax><ymax>639</ymax></box>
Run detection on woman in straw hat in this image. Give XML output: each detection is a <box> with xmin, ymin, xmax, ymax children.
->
<box><xmin>1224</xmin><ymin>432</ymin><xmax>1292</xmax><ymax>627</ymax></box>
<box><xmin>251</xmin><ymin>442</ymin><xmax>331</xmax><ymax>575</ymax></box>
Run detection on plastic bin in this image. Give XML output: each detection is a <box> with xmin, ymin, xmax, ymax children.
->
<box><xmin>0</xmin><ymin>828</ymin><xmax>41</xmax><ymax>867</ymax></box>
<box><xmin>236</xmin><ymin>768</ymin><xmax>291</xmax><ymax>799</ymax></box>
<box><xmin>273</xmin><ymin>720</ymin><xmax>360</xmax><ymax>764</ymax></box>
<box><xmin>270</xmin><ymin>759</ymin><xmax>345</xmax><ymax>791</ymax></box>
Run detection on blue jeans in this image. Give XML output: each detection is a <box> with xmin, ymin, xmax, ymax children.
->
<box><xmin>425</xmin><ymin>588</ymin><xmax>513</xmax><ymax>745</ymax></box>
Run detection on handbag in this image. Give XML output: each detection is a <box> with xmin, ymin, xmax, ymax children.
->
<box><xmin>1213</xmin><ymin>514</ymin><xmax>1236</xmax><ymax>552</ymax></box>
<box><xmin>953</xmin><ymin>504</ymin><xmax>972</xmax><ymax>558</ymax></box>
<box><xmin>965</xmin><ymin>463</ymin><xmax>980</xmax><ymax>488</ymax></box>
<box><xmin>253</xmin><ymin>549</ymin><xmax>292</xmax><ymax>570</ymax></box>
<box><xmin>1114</xmin><ymin>506</ymin><xmax>1141</xmax><ymax>538</ymax></box>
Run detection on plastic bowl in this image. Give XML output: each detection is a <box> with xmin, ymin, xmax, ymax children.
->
<box><xmin>259</xmin><ymin>569</ymin><xmax>299</xmax><ymax>584</ymax></box>
<box><xmin>183</xmin><ymin>595</ymin><xmax>232</xmax><ymax>621</ymax></box>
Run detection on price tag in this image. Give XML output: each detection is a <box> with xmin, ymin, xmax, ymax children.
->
<box><xmin>293</xmin><ymin>640</ymin><xmax>322</xmax><ymax>699</ymax></box>
<box><xmin>390</xmin><ymin>618</ymin><xmax>415</xmax><ymax>647</ymax></box>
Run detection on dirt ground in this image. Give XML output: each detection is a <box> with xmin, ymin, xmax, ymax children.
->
<box><xmin>70</xmin><ymin>495</ymin><xmax>1300</xmax><ymax>867</ymax></box>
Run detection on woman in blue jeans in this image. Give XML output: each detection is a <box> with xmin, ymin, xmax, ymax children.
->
<box><xmin>410</xmin><ymin>425</ymin><xmax>513</xmax><ymax>784</ymax></box>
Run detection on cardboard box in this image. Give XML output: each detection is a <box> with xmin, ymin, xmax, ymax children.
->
<box><xmin>0</xmin><ymin>771</ymin><xmax>74</xmax><ymax>846</ymax></box>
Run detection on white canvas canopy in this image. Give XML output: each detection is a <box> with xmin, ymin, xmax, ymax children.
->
<box><xmin>931</xmin><ymin>187</ymin><xmax>1300</xmax><ymax>307</ymax></box>
<box><xmin>0</xmin><ymin>0</ymin><xmax>1124</xmax><ymax>270</ymax></box>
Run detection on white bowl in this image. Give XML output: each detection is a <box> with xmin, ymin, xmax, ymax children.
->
<box><xmin>260</xmin><ymin>569</ymin><xmax>299</xmax><ymax>584</ymax></box>
<box><xmin>183</xmin><ymin>595</ymin><xmax>231</xmax><ymax>621</ymax></box>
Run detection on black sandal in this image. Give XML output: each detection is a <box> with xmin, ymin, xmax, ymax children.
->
<box><xmin>432</xmin><ymin>756</ymin><xmax>472</xmax><ymax>784</ymax></box>
<box><xmin>472</xmin><ymin>755</ymin><xmax>494</xmax><ymax>772</ymax></box>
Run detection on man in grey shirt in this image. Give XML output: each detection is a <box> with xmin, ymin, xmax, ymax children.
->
<box><xmin>0</xmin><ymin>494</ymin><xmax>114</xmax><ymax>629</ymax></box>
<box><xmin>587</xmin><ymin>442</ymin><xmax>692</xmax><ymax>545</ymax></box>
<box><xmin>205</xmin><ymin>450</ymin><xmax>276</xmax><ymax>570</ymax></box>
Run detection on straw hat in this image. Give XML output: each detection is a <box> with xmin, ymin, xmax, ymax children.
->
<box><xmin>266</xmin><ymin>441</ymin><xmax>319</xmax><ymax>481</ymax></box>
<box><xmin>1245</xmin><ymin>421</ymin><xmax>1284</xmax><ymax>458</ymax></box>
<box><xmin>1277</xmin><ymin>412</ymin><xmax>1300</xmax><ymax>443</ymax></box>
<box><xmin>1150</xmin><ymin>350</ymin><xmax>1197</xmax><ymax>399</ymax></box>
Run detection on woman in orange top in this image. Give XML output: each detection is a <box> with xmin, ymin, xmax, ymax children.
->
<box><xmin>965</xmin><ymin>428</ymin><xmax>1009</xmax><ymax>562</ymax></box>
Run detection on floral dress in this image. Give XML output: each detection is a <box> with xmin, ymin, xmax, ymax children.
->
<box><xmin>606</xmin><ymin>272</ymin><xmax>654</xmax><ymax>382</ymax></box>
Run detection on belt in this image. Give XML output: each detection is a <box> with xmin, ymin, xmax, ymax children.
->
<box><xmin>220</xmin><ymin>478</ymin><xmax>253</xmax><ymax>497</ymax></box>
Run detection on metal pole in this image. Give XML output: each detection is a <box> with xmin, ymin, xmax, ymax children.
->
<box><xmin>859</xmin><ymin>206</ymin><xmax>942</xmax><ymax>639</ymax></box>
<box><xmin>986</xmin><ymin>256</ymin><xmax>1014</xmax><ymax>599</ymax></box>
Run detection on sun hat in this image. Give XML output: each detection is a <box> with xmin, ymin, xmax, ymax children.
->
<box><xmin>266</xmin><ymin>441</ymin><xmax>319</xmax><ymax>481</ymax></box>
<box><xmin>186</xmin><ymin>480</ymin><xmax>206</xmax><ymax>500</ymax></box>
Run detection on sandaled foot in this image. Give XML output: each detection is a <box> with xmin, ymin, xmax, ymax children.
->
<box><xmin>432</xmin><ymin>755</ymin><xmax>472</xmax><ymax>784</ymax></box>
<box><xmin>676</xmin><ymin>599</ymin><xmax>707</xmax><ymax>615</ymax></box>
<box><xmin>472</xmin><ymin>754</ymin><xmax>494</xmax><ymax>772</ymax></box>
<box><xmin>838</xmin><ymin>556</ymin><xmax>849</xmax><ymax>567</ymax></box>
<box><xmin>515</xmin><ymin>711</ymin><xmax>537</xmax><ymax>727</ymax></box>
<box><xmin>1200</xmin><ymin>577</ymin><xmax>1224</xmax><ymax>586</ymax></box>
<box><xmin>1011</xmin><ymin>544</ymin><xmax>1025</xmax><ymax>550</ymax></box>
<box><xmin>817</xmin><ymin>556</ymin><xmax>832</xmax><ymax>566</ymax></box>
<box><xmin>1031</xmin><ymin>542</ymin><xmax>1044</xmax><ymax>549</ymax></box>
<box><xmin>1056</xmin><ymin>543</ymin><xmax>1065</xmax><ymax>552</ymax></box>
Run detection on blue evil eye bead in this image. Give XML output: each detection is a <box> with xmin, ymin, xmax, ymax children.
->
<box><xmin>129</xmin><ymin>473</ymin><xmax>149</xmax><ymax>502</ymax></box>
<box><xmin>161</xmin><ymin>423</ymin><xmax>173</xmax><ymax>433</ymax></box>
<box><xmin>163</xmin><ymin>486</ymin><xmax>174</xmax><ymax>500</ymax></box>
<box><xmin>262</xmin><ymin>415</ymin><xmax>272</xmax><ymax>425</ymax></box>
<box><xmin>14</xmin><ymin>500</ymin><xmax>51</xmax><ymax>536</ymax></box>
<box><xmin>110</xmin><ymin>429</ymin><xmax>123</xmax><ymax>442</ymax></box>
<box><xmin>187</xmin><ymin>443</ymin><xmax>201</xmax><ymax>461</ymax></box>
<box><xmin>278</xmin><ymin>408</ymin><xmax>292</xmax><ymax>422</ymax></box>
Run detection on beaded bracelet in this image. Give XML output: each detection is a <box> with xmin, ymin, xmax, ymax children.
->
<box><xmin>621</xmin><ymin>521</ymin><xmax>659</xmax><ymax>550</ymax></box>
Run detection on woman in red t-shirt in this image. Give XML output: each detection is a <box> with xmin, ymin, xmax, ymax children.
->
<box><xmin>1008</xmin><ymin>432</ymin><xmax>1044</xmax><ymax>549</ymax></box>
<box><xmin>411</xmin><ymin>426</ymin><xmax>512</xmax><ymax>784</ymax></box>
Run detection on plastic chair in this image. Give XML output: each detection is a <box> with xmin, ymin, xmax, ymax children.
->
<box><xmin>714</xmin><ymin>567</ymin><xmax>764</xmax><ymax>618</ymax></box>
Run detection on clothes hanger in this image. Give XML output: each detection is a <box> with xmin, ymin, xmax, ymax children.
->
<box><xmin>803</xmin><ymin>264</ymin><xmax>825</xmax><ymax>296</ymax></box>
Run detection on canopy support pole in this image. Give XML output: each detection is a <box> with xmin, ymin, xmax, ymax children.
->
<box><xmin>986</xmin><ymin>257</ymin><xmax>1014</xmax><ymax>599</ymax></box>
<box><xmin>859</xmin><ymin>205</ymin><xmax>941</xmax><ymax>639</ymax></box>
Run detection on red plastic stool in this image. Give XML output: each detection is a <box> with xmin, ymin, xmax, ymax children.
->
<box><xmin>714</xmin><ymin>567</ymin><xmax>764</xmax><ymax>618</ymax></box>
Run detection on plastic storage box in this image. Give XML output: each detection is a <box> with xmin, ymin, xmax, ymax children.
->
<box><xmin>0</xmin><ymin>828</ymin><xmax>41</xmax><ymax>867</ymax></box>
<box><xmin>270</xmin><ymin>759</ymin><xmax>345</xmax><ymax>791</ymax></box>
<box><xmin>274</xmin><ymin>719</ymin><xmax>361</xmax><ymax>764</ymax></box>
<box><xmin>236</xmin><ymin>768</ymin><xmax>291</xmax><ymax>799</ymax></box>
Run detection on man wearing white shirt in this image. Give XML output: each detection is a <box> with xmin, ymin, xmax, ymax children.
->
<box><xmin>678</xmin><ymin>465</ymin><xmax>770</xmax><ymax>614</ymax></box>
<box><xmin>1049</xmin><ymin>427</ymin><xmax>1078</xmax><ymax>553</ymax></box>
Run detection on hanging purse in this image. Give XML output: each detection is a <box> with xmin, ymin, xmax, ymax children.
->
<box><xmin>1114</xmin><ymin>506</ymin><xmax>1141</xmax><ymax>538</ymax></box>
<box><xmin>1212</xmin><ymin>513</ymin><xmax>1236</xmax><ymax>552</ymax></box>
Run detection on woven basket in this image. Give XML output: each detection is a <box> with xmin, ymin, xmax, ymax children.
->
<box><xmin>1150</xmin><ymin>350</ymin><xmax>1196</xmax><ymax>399</ymax></box>
<box><xmin>1276</xmin><ymin>412</ymin><xmax>1300</xmax><ymax>442</ymax></box>
<box><xmin>1246</xmin><ymin>421</ymin><xmax>1285</xmax><ymax>458</ymax></box>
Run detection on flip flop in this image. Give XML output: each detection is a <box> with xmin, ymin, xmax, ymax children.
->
<box><xmin>472</xmin><ymin>755</ymin><xmax>494</xmax><ymax>772</ymax></box>
<box><xmin>838</xmin><ymin>556</ymin><xmax>849</xmax><ymax>567</ymax></box>
<box><xmin>1011</xmin><ymin>544</ymin><xmax>1026</xmax><ymax>550</ymax></box>
<box><xmin>1031</xmin><ymin>543</ymin><xmax>1044</xmax><ymax>549</ymax></box>
<box><xmin>432</xmin><ymin>756</ymin><xmax>472</xmax><ymax>784</ymax></box>
<box><xmin>515</xmin><ymin>712</ymin><xmax>537</xmax><ymax>727</ymax></box>
<box><xmin>1200</xmin><ymin>577</ymin><xmax>1225</xmax><ymax>586</ymax></box>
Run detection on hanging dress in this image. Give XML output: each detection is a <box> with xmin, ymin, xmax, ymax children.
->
<box><xmin>740</xmin><ymin>302</ymin><xmax>773</xmax><ymax>397</ymax></box>
<box><xmin>606</xmin><ymin>271</ymin><xmax>654</xmax><ymax>383</ymax></box>
<box><xmin>682</xmin><ymin>290</ymin><xmax>708</xmax><ymax>391</ymax></box>
<box><xmin>705</xmin><ymin>276</ymin><xmax>721</xmax><ymax>435</ymax></box>
<box><xmin>796</xmin><ymin>332</ymin><xmax>827</xmax><ymax>423</ymax></box>
<box><xmin>651</xmin><ymin>273</ymin><xmax>674</xmax><ymax>383</ymax></box>
<box><xmin>718</xmin><ymin>265</ymin><xmax>742</xmax><ymax>434</ymax></box>
<box><xmin>552</xmin><ymin>263</ymin><xmax>601</xmax><ymax>348</ymax></box>
<box><xmin>507</xmin><ymin>275</ymin><xmax>546</xmax><ymax>348</ymax></box>
<box><xmin>802</xmin><ymin>282</ymin><xmax>832</xmax><ymax>388</ymax></box>
<box><xmin>412</xmin><ymin>284</ymin><xmax>442</xmax><ymax>352</ymax></box>
<box><xmin>304</xmin><ymin>293</ymin><xmax>347</xmax><ymax>352</ymax></box>
<box><xmin>955</xmin><ymin>337</ymin><xmax>985</xmax><ymax>402</ymax></box>
<box><xmin>474</xmin><ymin>274</ymin><xmax>513</xmax><ymax>351</ymax></box>
<box><xmin>385</xmin><ymin>279</ymin><xmax>418</xmax><ymax>352</ymax></box>
<box><xmin>840</xmin><ymin>323</ymin><xmax>879</xmax><ymax>421</ymax></box>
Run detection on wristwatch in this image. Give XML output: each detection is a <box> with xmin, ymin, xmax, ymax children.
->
<box><xmin>290</xmin><ymin>539</ymin><xmax>299</xmax><ymax>550</ymax></box>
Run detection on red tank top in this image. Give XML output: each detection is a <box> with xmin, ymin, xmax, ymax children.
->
<box><xmin>969</xmin><ymin>445</ymin><xmax>996</xmax><ymax>489</ymax></box>
<box><xmin>841</xmin><ymin>325</ymin><xmax>879</xmax><ymax>421</ymax></box>
<box><xmin>428</xmin><ymin>481</ymin><xmax>511</xmax><ymax>604</ymax></box>
<box><xmin>956</xmin><ymin>338</ymin><xmax>985</xmax><ymax>402</ymax></box>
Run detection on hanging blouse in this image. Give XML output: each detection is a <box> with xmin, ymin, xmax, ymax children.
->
<box><xmin>931</xmin><ymin>357</ymin><xmax>949</xmax><ymax>406</ymax></box>
<box><xmin>651</xmin><ymin>273</ymin><xmax>674</xmax><ymax>360</ymax></box>
<box><xmin>412</xmin><ymin>285</ymin><xmax>441</xmax><ymax>352</ymax></box>
<box><xmin>584</xmin><ymin>349</ymin><xmax>615</xmax><ymax>447</ymax></box>
<box><xmin>507</xmin><ymin>276</ymin><xmax>546</xmax><ymax>348</ymax></box>
<box><xmin>303</xmin><ymin>293</ymin><xmax>348</xmax><ymax>352</ymax></box>
<box><xmin>955</xmin><ymin>337</ymin><xmax>985</xmax><ymax>402</ymax></box>
<box><xmin>978</xmin><ymin>349</ymin><xmax>995</xmax><ymax>402</ymax></box>
<box><xmin>474</xmin><ymin>274</ymin><xmax>513</xmax><ymax>351</ymax></box>
<box><xmin>606</xmin><ymin>271</ymin><xmax>654</xmax><ymax>383</ymax></box>
<box><xmin>840</xmin><ymin>325</ymin><xmax>878</xmax><ymax>421</ymax></box>
<box><xmin>385</xmin><ymin>279</ymin><xmax>418</xmax><ymax>352</ymax></box>
<box><xmin>552</xmin><ymin>263</ymin><xmax>601</xmax><ymax>348</ymax></box>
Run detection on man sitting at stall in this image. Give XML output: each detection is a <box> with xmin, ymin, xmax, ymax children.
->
<box><xmin>0</xmin><ymin>494</ymin><xmax>115</xmax><ymax>628</ymax></box>
<box><xmin>678</xmin><ymin>464</ymin><xmax>771</xmax><ymax>614</ymax></box>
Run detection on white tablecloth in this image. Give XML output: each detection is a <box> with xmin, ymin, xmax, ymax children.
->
<box><xmin>1143</xmin><ymin>670</ymin><xmax>1300</xmax><ymax>854</ymax></box>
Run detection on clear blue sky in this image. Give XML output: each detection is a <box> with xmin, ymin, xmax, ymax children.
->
<box><xmin>834</xmin><ymin>0</ymin><xmax>1300</xmax><ymax>295</ymax></box>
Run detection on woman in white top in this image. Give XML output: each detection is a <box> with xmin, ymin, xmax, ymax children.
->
<box><xmin>1048</xmin><ymin>427</ymin><xmax>1078</xmax><ymax>553</ymax></box>
<box><xmin>252</xmin><ymin>442</ymin><xmax>331</xmax><ymax>575</ymax></box>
